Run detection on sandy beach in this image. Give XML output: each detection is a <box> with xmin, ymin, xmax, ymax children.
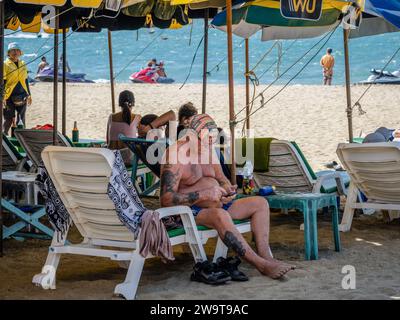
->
<box><xmin>24</xmin><ymin>82</ymin><xmax>400</xmax><ymax>170</ymax></box>
<box><xmin>1</xmin><ymin>82</ymin><xmax>400</xmax><ymax>300</ymax></box>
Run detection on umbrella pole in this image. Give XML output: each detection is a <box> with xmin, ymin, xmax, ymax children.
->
<box><xmin>245</xmin><ymin>38</ymin><xmax>250</xmax><ymax>131</ymax></box>
<box><xmin>202</xmin><ymin>9</ymin><xmax>209</xmax><ymax>114</ymax></box>
<box><xmin>53</xmin><ymin>9</ymin><xmax>59</xmax><ymax>145</ymax></box>
<box><xmin>343</xmin><ymin>28</ymin><xmax>353</xmax><ymax>142</ymax></box>
<box><xmin>62</xmin><ymin>28</ymin><xmax>66</xmax><ymax>136</ymax></box>
<box><xmin>108</xmin><ymin>30</ymin><xmax>116</xmax><ymax>114</ymax></box>
<box><xmin>0</xmin><ymin>0</ymin><xmax>4</xmax><ymax>257</ymax></box>
<box><xmin>226</xmin><ymin>0</ymin><xmax>236</xmax><ymax>184</ymax></box>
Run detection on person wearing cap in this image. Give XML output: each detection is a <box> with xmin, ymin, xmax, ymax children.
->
<box><xmin>3</xmin><ymin>42</ymin><xmax>32</xmax><ymax>135</ymax></box>
<box><xmin>320</xmin><ymin>48</ymin><xmax>335</xmax><ymax>85</ymax></box>
<box><xmin>160</xmin><ymin>114</ymin><xmax>295</xmax><ymax>280</ymax></box>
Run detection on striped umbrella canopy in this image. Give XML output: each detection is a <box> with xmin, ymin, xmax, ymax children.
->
<box><xmin>212</xmin><ymin>0</ymin><xmax>361</xmax><ymax>41</ymax></box>
<box><xmin>4</xmin><ymin>0</ymin><xmax>215</xmax><ymax>33</ymax></box>
<box><xmin>364</xmin><ymin>0</ymin><xmax>400</xmax><ymax>28</ymax></box>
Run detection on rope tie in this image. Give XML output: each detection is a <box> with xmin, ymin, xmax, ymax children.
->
<box><xmin>353</xmin><ymin>101</ymin><xmax>366</xmax><ymax>116</ymax></box>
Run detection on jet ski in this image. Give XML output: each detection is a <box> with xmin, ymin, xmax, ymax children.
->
<box><xmin>129</xmin><ymin>67</ymin><xmax>175</xmax><ymax>84</ymax></box>
<box><xmin>35</xmin><ymin>66</ymin><xmax>94</xmax><ymax>83</ymax></box>
<box><xmin>359</xmin><ymin>68</ymin><xmax>400</xmax><ymax>84</ymax></box>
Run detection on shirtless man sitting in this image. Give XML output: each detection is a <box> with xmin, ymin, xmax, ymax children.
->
<box><xmin>160</xmin><ymin>114</ymin><xmax>295</xmax><ymax>279</ymax></box>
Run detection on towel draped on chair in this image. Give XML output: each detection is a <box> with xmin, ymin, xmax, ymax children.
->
<box><xmin>36</xmin><ymin>150</ymin><xmax>173</xmax><ymax>261</ymax></box>
<box><xmin>107</xmin><ymin>151</ymin><xmax>174</xmax><ymax>260</ymax></box>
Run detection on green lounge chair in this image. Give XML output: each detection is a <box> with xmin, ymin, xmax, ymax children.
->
<box><xmin>253</xmin><ymin>140</ymin><xmax>349</xmax><ymax>196</ymax></box>
<box><xmin>14</xmin><ymin>129</ymin><xmax>72</xmax><ymax>171</ymax></box>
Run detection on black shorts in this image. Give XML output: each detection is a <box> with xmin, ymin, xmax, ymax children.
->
<box><xmin>3</xmin><ymin>99</ymin><xmax>27</xmax><ymax>120</ymax></box>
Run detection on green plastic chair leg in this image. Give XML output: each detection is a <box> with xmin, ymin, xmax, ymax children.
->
<box><xmin>332</xmin><ymin>205</ymin><xmax>341</xmax><ymax>252</ymax></box>
<box><xmin>302</xmin><ymin>203</ymin><xmax>312</xmax><ymax>261</ymax></box>
<box><xmin>310</xmin><ymin>201</ymin><xmax>319</xmax><ymax>260</ymax></box>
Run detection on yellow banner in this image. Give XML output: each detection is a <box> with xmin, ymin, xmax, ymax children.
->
<box><xmin>13</xmin><ymin>0</ymin><xmax>103</xmax><ymax>7</ymax></box>
<box><xmin>13</xmin><ymin>0</ymin><xmax>67</xmax><ymax>5</ymax></box>
<box><xmin>71</xmin><ymin>0</ymin><xmax>103</xmax><ymax>7</ymax></box>
<box><xmin>21</xmin><ymin>13</ymin><xmax>42</xmax><ymax>33</ymax></box>
<box><xmin>171</xmin><ymin>0</ymin><xmax>207</xmax><ymax>5</ymax></box>
<box><xmin>6</xmin><ymin>17</ymin><xmax>20</xmax><ymax>31</ymax></box>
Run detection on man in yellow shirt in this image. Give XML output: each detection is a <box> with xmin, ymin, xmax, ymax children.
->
<box><xmin>3</xmin><ymin>42</ymin><xmax>32</xmax><ymax>135</ymax></box>
<box><xmin>320</xmin><ymin>48</ymin><xmax>335</xmax><ymax>85</ymax></box>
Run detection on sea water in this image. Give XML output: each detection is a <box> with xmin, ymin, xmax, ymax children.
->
<box><xmin>4</xmin><ymin>22</ymin><xmax>400</xmax><ymax>85</ymax></box>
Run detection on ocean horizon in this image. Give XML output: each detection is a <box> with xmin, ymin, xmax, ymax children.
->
<box><xmin>5</xmin><ymin>21</ymin><xmax>400</xmax><ymax>85</ymax></box>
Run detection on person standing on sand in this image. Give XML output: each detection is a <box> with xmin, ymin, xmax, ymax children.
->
<box><xmin>3</xmin><ymin>42</ymin><xmax>32</xmax><ymax>135</ymax></box>
<box><xmin>320</xmin><ymin>48</ymin><xmax>335</xmax><ymax>85</ymax></box>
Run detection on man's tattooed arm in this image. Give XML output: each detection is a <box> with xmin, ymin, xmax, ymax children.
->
<box><xmin>160</xmin><ymin>164</ymin><xmax>200</xmax><ymax>207</ymax></box>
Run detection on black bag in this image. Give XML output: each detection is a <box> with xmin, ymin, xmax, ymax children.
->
<box><xmin>10</xmin><ymin>94</ymin><xmax>27</xmax><ymax>107</ymax></box>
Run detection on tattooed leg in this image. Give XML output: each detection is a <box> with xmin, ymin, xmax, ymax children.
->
<box><xmin>223</xmin><ymin>231</ymin><xmax>246</xmax><ymax>257</ymax></box>
<box><xmin>196</xmin><ymin>208</ymin><xmax>294</xmax><ymax>279</ymax></box>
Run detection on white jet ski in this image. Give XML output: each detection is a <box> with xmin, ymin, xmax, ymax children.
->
<box><xmin>359</xmin><ymin>68</ymin><xmax>400</xmax><ymax>84</ymax></box>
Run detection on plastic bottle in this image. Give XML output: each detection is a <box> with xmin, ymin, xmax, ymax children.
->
<box><xmin>72</xmin><ymin>121</ymin><xmax>79</xmax><ymax>143</ymax></box>
<box><xmin>242</xmin><ymin>160</ymin><xmax>255</xmax><ymax>195</ymax></box>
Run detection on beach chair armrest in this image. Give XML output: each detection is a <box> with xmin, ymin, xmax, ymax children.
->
<box><xmin>313</xmin><ymin>171</ymin><xmax>346</xmax><ymax>195</ymax></box>
<box><xmin>16</xmin><ymin>157</ymin><xmax>30</xmax><ymax>171</ymax></box>
<box><xmin>156</xmin><ymin>206</ymin><xmax>193</xmax><ymax>219</ymax></box>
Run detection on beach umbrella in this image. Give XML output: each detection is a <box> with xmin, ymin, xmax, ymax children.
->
<box><xmin>349</xmin><ymin>12</ymin><xmax>399</xmax><ymax>39</ymax></box>
<box><xmin>211</xmin><ymin>0</ymin><xmax>354</xmax><ymax>40</ymax></box>
<box><xmin>364</xmin><ymin>0</ymin><xmax>400</xmax><ymax>29</ymax></box>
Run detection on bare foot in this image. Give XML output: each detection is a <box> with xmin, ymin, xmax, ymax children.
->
<box><xmin>257</xmin><ymin>259</ymin><xmax>294</xmax><ymax>279</ymax></box>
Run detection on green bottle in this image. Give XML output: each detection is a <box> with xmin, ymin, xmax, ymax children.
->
<box><xmin>72</xmin><ymin>121</ymin><xmax>79</xmax><ymax>143</ymax></box>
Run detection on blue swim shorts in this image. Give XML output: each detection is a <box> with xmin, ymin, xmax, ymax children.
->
<box><xmin>191</xmin><ymin>201</ymin><xmax>234</xmax><ymax>217</ymax></box>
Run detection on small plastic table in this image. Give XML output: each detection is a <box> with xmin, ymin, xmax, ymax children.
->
<box><xmin>1</xmin><ymin>171</ymin><xmax>53</xmax><ymax>240</ymax></box>
<box><xmin>238</xmin><ymin>192</ymin><xmax>341</xmax><ymax>260</ymax></box>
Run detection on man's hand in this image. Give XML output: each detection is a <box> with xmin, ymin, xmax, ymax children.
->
<box><xmin>394</xmin><ymin>129</ymin><xmax>400</xmax><ymax>139</ymax></box>
<box><xmin>200</xmin><ymin>186</ymin><xmax>227</xmax><ymax>203</ymax></box>
<box><xmin>27</xmin><ymin>96</ymin><xmax>32</xmax><ymax>106</ymax></box>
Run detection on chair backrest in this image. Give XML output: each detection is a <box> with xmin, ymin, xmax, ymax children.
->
<box><xmin>120</xmin><ymin>136</ymin><xmax>169</xmax><ymax>177</ymax></box>
<box><xmin>2</xmin><ymin>136</ymin><xmax>23</xmax><ymax>172</ymax></box>
<box><xmin>337</xmin><ymin>142</ymin><xmax>400</xmax><ymax>204</ymax></box>
<box><xmin>14</xmin><ymin>129</ymin><xmax>72</xmax><ymax>169</ymax></box>
<box><xmin>253</xmin><ymin>140</ymin><xmax>314</xmax><ymax>192</ymax></box>
<box><xmin>42</xmin><ymin>146</ymin><xmax>134</xmax><ymax>242</ymax></box>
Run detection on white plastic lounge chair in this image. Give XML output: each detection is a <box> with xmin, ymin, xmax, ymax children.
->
<box><xmin>254</xmin><ymin>140</ymin><xmax>349</xmax><ymax>195</ymax></box>
<box><xmin>32</xmin><ymin>146</ymin><xmax>207</xmax><ymax>300</ymax></box>
<box><xmin>337</xmin><ymin>142</ymin><xmax>400</xmax><ymax>232</ymax></box>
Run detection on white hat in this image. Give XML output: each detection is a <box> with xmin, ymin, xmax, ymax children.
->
<box><xmin>7</xmin><ymin>42</ymin><xmax>23</xmax><ymax>55</ymax></box>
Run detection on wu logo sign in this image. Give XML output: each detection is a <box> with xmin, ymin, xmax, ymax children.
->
<box><xmin>281</xmin><ymin>0</ymin><xmax>323</xmax><ymax>21</ymax></box>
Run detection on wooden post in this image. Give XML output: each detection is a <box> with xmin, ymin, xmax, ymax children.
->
<box><xmin>343</xmin><ymin>28</ymin><xmax>353</xmax><ymax>143</ymax></box>
<box><xmin>0</xmin><ymin>0</ymin><xmax>5</xmax><ymax>256</ymax></box>
<box><xmin>201</xmin><ymin>9</ymin><xmax>209</xmax><ymax>114</ymax></box>
<box><xmin>245</xmin><ymin>38</ymin><xmax>250</xmax><ymax>131</ymax></box>
<box><xmin>62</xmin><ymin>28</ymin><xmax>66</xmax><ymax>136</ymax></box>
<box><xmin>108</xmin><ymin>30</ymin><xmax>116</xmax><ymax>113</ymax></box>
<box><xmin>226</xmin><ymin>0</ymin><xmax>236</xmax><ymax>184</ymax></box>
<box><xmin>53</xmin><ymin>9</ymin><xmax>59</xmax><ymax>145</ymax></box>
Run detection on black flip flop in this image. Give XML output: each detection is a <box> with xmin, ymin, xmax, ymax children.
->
<box><xmin>216</xmin><ymin>256</ymin><xmax>249</xmax><ymax>282</ymax></box>
<box><xmin>190</xmin><ymin>261</ymin><xmax>231</xmax><ymax>285</ymax></box>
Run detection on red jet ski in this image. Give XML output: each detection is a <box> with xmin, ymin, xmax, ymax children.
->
<box><xmin>129</xmin><ymin>67</ymin><xmax>175</xmax><ymax>84</ymax></box>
